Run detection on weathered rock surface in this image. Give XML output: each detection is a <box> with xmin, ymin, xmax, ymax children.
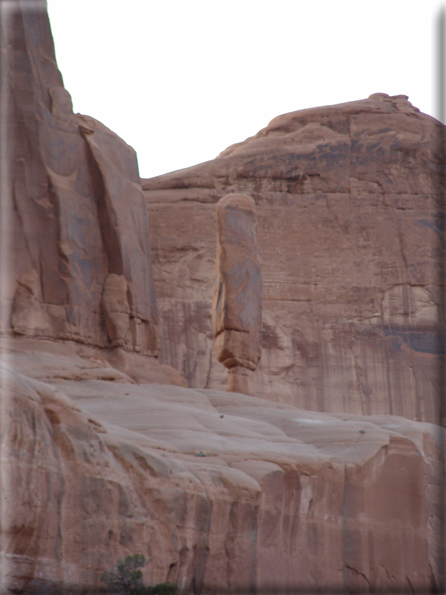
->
<box><xmin>2</xmin><ymin>3</ymin><xmax>445</xmax><ymax>593</ymax></box>
<box><xmin>4</xmin><ymin>1</ymin><xmax>158</xmax><ymax>355</ymax></box>
<box><xmin>1</xmin><ymin>338</ymin><xmax>444</xmax><ymax>593</ymax></box>
<box><xmin>143</xmin><ymin>94</ymin><xmax>445</xmax><ymax>423</ymax></box>
<box><xmin>213</xmin><ymin>194</ymin><xmax>262</xmax><ymax>395</ymax></box>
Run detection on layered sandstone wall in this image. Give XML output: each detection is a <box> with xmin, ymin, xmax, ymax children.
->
<box><xmin>1</xmin><ymin>2</ymin><xmax>445</xmax><ymax>593</ymax></box>
<box><xmin>4</xmin><ymin>1</ymin><xmax>444</xmax><ymax>423</ymax></box>
<box><xmin>143</xmin><ymin>94</ymin><xmax>445</xmax><ymax>423</ymax></box>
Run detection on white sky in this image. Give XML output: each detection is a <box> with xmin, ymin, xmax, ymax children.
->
<box><xmin>47</xmin><ymin>0</ymin><xmax>444</xmax><ymax>179</ymax></box>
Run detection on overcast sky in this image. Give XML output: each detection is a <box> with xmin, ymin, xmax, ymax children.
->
<box><xmin>47</xmin><ymin>0</ymin><xmax>444</xmax><ymax>179</ymax></box>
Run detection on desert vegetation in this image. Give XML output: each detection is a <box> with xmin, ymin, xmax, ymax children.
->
<box><xmin>101</xmin><ymin>554</ymin><xmax>177</xmax><ymax>595</ymax></box>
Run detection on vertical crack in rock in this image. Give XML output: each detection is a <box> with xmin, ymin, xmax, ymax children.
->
<box><xmin>78</xmin><ymin>115</ymin><xmax>160</xmax><ymax>355</ymax></box>
<box><xmin>213</xmin><ymin>194</ymin><xmax>262</xmax><ymax>395</ymax></box>
<box><xmin>82</xmin><ymin>135</ymin><xmax>124</xmax><ymax>278</ymax></box>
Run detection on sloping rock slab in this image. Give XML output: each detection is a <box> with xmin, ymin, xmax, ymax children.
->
<box><xmin>1</xmin><ymin>343</ymin><xmax>443</xmax><ymax>593</ymax></box>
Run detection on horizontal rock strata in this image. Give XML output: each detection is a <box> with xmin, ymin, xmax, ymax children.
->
<box><xmin>143</xmin><ymin>94</ymin><xmax>445</xmax><ymax>422</ymax></box>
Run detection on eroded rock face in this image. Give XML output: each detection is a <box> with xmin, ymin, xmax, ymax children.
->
<box><xmin>2</xmin><ymin>3</ymin><xmax>445</xmax><ymax>593</ymax></box>
<box><xmin>4</xmin><ymin>2</ymin><xmax>158</xmax><ymax>355</ymax></box>
<box><xmin>213</xmin><ymin>194</ymin><xmax>262</xmax><ymax>394</ymax></box>
<box><xmin>1</xmin><ymin>338</ymin><xmax>444</xmax><ymax>593</ymax></box>
<box><xmin>143</xmin><ymin>94</ymin><xmax>445</xmax><ymax>422</ymax></box>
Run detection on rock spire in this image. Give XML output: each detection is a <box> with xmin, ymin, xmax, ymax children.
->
<box><xmin>213</xmin><ymin>194</ymin><xmax>262</xmax><ymax>395</ymax></box>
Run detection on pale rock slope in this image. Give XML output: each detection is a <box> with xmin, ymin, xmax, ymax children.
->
<box><xmin>1</xmin><ymin>337</ymin><xmax>443</xmax><ymax>593</ymax></box>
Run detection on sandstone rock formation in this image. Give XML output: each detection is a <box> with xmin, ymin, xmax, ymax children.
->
<box><xmin>3</xmin><ymin>1</ymin><xmax>158</xmax><ymax>355</ymax></box>
<box><xmin>213</xmin><ymin>194</ymin><xmax>262</xmax><ymax>395</ymax></box>
<box><xmin>1</xmin><ymin>337</ymin><xmax>444</xmax><ymax>593</ymax></box>
<box><xmin>143</xmin><ymin>94</ymin><xmax>445</xmax><ymax>423</ymax></box>
<box><xmin>1</xmin><ymin>1</ymin><xmax>445</xmax><ymax>593</ymax></box>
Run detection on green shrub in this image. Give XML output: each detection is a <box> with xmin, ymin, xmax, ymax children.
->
<box><xmin>101</xmin><ymin>554</ymin><xmax>177</xmax><ymax>595</ymax></box>
<box><xmin>150</xmin><ymin>582</ymin><xmax>177</xmax><ymax>595</ymax></box>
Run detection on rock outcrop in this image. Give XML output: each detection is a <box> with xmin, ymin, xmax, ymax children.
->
<box><xmin>143</xmin><ymin>94</ymin><xmax>445</xmax><ymax>423</ymax></box>
<box><xmin>4</xmin><ymin>1</ymin><xmax>158</xmax><ymax>355</ymax></box>
<box><xmin>1</xmin><ymin>1</ymin><xmax>445</xmax><ymax>593</ymax></box>
<box><xmin>213</xmin><ymin>194</ymin><xmax>262</xmax><ymax>395</ymax></box>
<box><xmin>1</xmin><ymin>337</ymin><xmax>444</xmax><ymax>593</ymax></box>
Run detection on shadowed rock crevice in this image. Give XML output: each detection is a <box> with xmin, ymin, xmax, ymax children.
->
<box><xmin>82</xmin><ymin>133</ymin><xmax>124</xmax><ymax>278</ymax></box>
<box><xmin>78</xmin><ymin>115</ymin><xmax>160</xmax><ymax>354</ymax></box>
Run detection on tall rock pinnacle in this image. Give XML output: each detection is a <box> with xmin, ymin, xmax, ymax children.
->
<box><xmin>213</xmin><ymin>193</ymin><xmax>262</xmax><ymax>395</ymax></box>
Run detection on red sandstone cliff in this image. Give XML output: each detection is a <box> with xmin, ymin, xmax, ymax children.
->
<box><xmin>3</xmin><ymin>1</ymin><xmax>158</xmax><ymax>356</ymax></box>
<box><xmin>0</xmin><ymin>1</ymin><xmax>445</xmax><ymax>593</ymax></box>
<box><xmin>143</xmin><ymin>93</ymin><xmax>445</xmax><ymax>424</ymax></box>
